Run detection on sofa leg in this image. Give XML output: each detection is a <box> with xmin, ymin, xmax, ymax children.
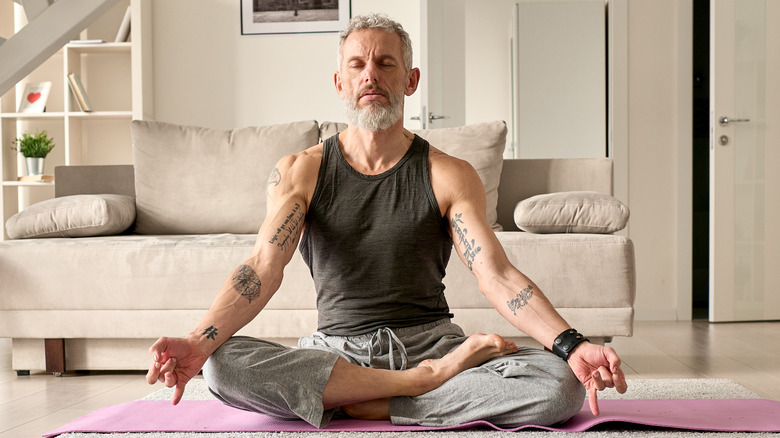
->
<box><xmin>16</xmin><ymin>370</ymin><xmax>31</xmax><ymax>377</ymax></box>
<box><xmin>44</xmin><ymin>339</ymin><xmax>66</xmax><ymax>376</ymax></box>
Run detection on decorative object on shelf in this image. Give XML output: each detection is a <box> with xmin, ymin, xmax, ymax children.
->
<box><xmin>69</xmin><ymin>39</ymin><xmax>105</xmax><ymax>44</ymax></box>
<box><xmin>115</xmin><ymin>5</ymin><xmax>132</xmax><ymax>42</ymax></box>
<box><xmin>240</xmin><ymin>0</ymin><xmax>350</xmax><ymax>35</ymax></box>
<box><xmin>17</xmin><ymin>81</ymin><xmax>52</xmax><ymax>113</ymax></box>
<box><xmin>17</xmin><ymin>174</ymin><xmax>55</xmax><ymax>182</ymax></box>
<box><xmin>67</xmin><ymin>73</ymin><xmax>94</xmax><ymax>112</ymax></box>
<box><xmin>13</xmin><ymin>130</ymin><xmax>55</xmax><ymax>176</ymax></box>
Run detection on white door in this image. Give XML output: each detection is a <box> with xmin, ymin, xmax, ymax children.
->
<box><xmin>710</xmin><ymin>0</ymin><xmax>780</xmax><ymax>321</ymax></box>
<box><xmin>510</xmin><ymin>0</ymin><xmax>606</xmax><ymax>159</ymax></box>
<box><xmin>416</xmin><ymin>0</ymin><xmax>463</xmax><ymax>129</ymax></box>
<box><xmin>417</xmin><ymin>0</ymin><xmax>607</xmax><ymax>158</ymax></box>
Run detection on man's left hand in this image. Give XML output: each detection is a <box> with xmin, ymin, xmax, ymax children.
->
<box><xmin>566</xmin><ymin>342</ymin><xmax>628</xmax><ymax>416</ymax></box>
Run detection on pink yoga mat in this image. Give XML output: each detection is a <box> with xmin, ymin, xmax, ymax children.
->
<box><xmin>43</xmin><ymin>398</ymin><xmax>780</xmax><ymax>437</ymax></box>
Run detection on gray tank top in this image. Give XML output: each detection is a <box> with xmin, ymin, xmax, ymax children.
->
<box><xmin>300</xmin><ymin>133</ymin><xmax>454</xmax><ymax>335</ymax></box>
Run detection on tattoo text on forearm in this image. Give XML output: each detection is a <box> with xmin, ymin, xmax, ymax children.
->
<box><xmin>232</xmin><ymin>264</ymin><xmax>262</xmax><ymax>303</ymax></box>
<box><xmin>203</xmin><ymin>325</ymin><xmax>219</xmax><ymax>340</ymax></box>
<box><xmin>269</xmin><ymin>202</ymin><xmax>304</xmax><ymax>251</ymax></box>
<box><xmin>507</xmin><ymin>285</ymin><xmax>534</xmax><ymax>316</ymax></box>
<box><xmin>451</xmin><ymin>213</ymin><xmax>481</xmax><ymax>271</ymax></box>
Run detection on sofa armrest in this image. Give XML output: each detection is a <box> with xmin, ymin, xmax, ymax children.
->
<box><xmin>54</xmin><ymin>165</ymin><xmax>135</xmax><ymax>198</ymax></box>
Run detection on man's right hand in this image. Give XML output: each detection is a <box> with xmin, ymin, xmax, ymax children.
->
<box><xmin>146</xmin><ymin>336</ymin><xmax>210</xmax><ymax>405</ymax></box>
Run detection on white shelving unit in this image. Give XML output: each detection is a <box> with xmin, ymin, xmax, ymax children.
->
<box><xmin>0</xmin><ymin>0</ymin><xmax>152</xmax><ymax>239</ymax></box>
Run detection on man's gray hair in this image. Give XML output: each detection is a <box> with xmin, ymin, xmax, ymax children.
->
<box><xmin>338</xmin><ymin>13</ymin><xmax>413</xmax><ymax>73</ymax></box>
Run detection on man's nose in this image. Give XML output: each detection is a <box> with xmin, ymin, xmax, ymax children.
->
<box><xmin>361</xmin><ymin>62</ymin><xmax>379</xmax><ymax>83</ymax></box>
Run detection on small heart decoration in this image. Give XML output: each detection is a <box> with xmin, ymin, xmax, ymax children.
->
<box><xmin>27</xmin><ymin>92</ymin><xmax>42</xmax><ymax>103</ymax></box>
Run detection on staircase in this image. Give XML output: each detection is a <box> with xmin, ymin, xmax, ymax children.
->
<box><xmin>0</xmin><ymin>0</ymin><xmax>121</xmax><ymax>97</ymax></box>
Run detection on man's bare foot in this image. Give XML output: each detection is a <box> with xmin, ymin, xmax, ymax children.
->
<box><xmin>414</xmin><ymin>333</ymin><xmax>517</xmax><ymax>391</ymax></box>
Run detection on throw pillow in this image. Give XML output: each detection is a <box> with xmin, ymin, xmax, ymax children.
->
<box><xmin>5</xmin><ymin>194</ymin><xmax>136</xmax><ymax>239</ymax></box>
<box><xmin>319</xmin><ymin>121</ymin><xmax>346</xmax><ymax>141</ymax></box>
<box><xmin>514</xmin><ymin>191</ymin><xmax>629</xmax><ymax>234</ymax></box>
<box><xmin>131</xmin><ymin>120</ymin><xmax>320</xmax><ymax>234</ymax></box>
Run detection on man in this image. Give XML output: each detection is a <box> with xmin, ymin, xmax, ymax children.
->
<box><xmin>146</xmin><ymin>13</ymin><xmax>627</xmax><ymax>428</ymax></box>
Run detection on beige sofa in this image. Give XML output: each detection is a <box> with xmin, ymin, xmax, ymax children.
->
<box><xmin>0</xmin><ymin>120</ymin><xmax>635</xmax><ymax>374</ymax></box>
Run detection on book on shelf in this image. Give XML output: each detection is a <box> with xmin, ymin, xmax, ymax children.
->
<box><xmin>67</xmin><ymin>73</ymin><xmax>94</xmax><ymax>112</ymax></box>
<box><xmin>115</xmin><ymin>6</ymin><xmax>131</xmax><ymax>42</ymax></box>
<box><xmin>69</xmin><ymin>39</ymin><xmax>105</xmax><ymax>44</ymax></box>
<box><xmin>18</xmin><ymin>81</ymin><xmax>52</xmax><ymax>113</ymax></box>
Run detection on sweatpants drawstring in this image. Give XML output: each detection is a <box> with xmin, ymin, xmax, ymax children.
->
<box><xmin>367</xmin><ymin>327</ymin><xmax>408</xmax><ymax>370</ymax></box>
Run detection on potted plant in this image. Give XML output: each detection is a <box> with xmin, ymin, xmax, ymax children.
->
<box><xmin>12</xmin><ymin>130</ymin><xmax>55</xmax><ymax>176</ymax></box>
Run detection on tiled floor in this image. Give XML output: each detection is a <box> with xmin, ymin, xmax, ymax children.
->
<box><xmin>1</xmin><ymin>320</ymin><xmax>779</xmax><ymax>437</ymax></box>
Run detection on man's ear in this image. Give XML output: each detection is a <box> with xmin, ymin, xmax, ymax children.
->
<box><xmin>334</xmin><ymin>71</ymin><xmax>344</xmax><ymax>97</ymax></box>
<box><xmin>405</xmin><ymin>68</ymin><xmax>421</xmax><ymax>96</ymax></box>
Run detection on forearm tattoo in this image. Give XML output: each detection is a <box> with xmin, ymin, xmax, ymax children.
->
<box><xmin>232</xmin><ymin>264</ymin><xmax>262</xmax><ymax>303</ymax></box>
<box><xmin>269</xmin><ymin>202</ymin><xmax>305</xmax><ymax>251</ymax></box>
<box><xmin>203</xmin><ymin>325</ymin><xmax>219</xmax><ymax>340</ymax></box>
<box><xmin>451</xmin><ymin>213</ymin><xmax>482</xmax><ymax>271</ymax></box>
<box><xmin>507</xmin><ymin>285</ymin><xmax>534</xmax><ymax>316</ymax></box>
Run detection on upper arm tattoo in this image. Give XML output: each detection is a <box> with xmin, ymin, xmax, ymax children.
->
<box><xmin>266</xmin><ymin>167</ymin><xmax>281</xmax><ymax>197</ymax></box>
<box><xmin>451</xmin><ymin>212</ymin><xmax>482</xmax><ymax>271</ymax></box>
<box><xmin>232</xmin><ymin>264</ymin><xmax>262</xmax><ymax>303</ymax></box>
<box><xmin>269</xmin><ymin>202</ymin><xmax>305</xmax><ymax>252</ymax></box>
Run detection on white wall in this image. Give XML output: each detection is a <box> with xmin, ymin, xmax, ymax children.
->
<box><xmin>626</xmin><ymin>0</ymin><xmax>688</xmax><ymax>320</ymax></box>
<box><xmin>148</xmin><ymin>0</ymin><xmax>690</xmax><ymax>321</ymax></box>
<box><xmin>151</xmin><ymin>0</ymin><xmax>420</xmax><ymax>130</ymax></box>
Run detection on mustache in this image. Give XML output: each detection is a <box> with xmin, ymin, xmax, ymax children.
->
<box><xmin>358</xmin><ymin>84</ymin><xmax>388</xmax><ymax>97</ymax></box>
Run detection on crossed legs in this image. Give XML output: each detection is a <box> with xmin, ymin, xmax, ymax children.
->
<box><xmin>323</xmin><ymin>333</ymin><xmax>518</xmax><ymax>419</ymax></box>
<box><xmin>203</xmin><ymin>332</ymin><xmax>517</xmax><ymax>427</ymax></box>
<box><xmin>203</xmin><ymin>324</ymin><xmax>584</xmax><ymax>428</ymax></box>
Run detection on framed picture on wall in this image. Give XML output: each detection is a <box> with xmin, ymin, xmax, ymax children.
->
<box><xmin>241</xmin><ymin>0</ymin><xmax>350</xmax><ymax>35</ymax></box>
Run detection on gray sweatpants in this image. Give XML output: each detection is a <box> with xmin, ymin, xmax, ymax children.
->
<box><xmin>202</xmin><ymin>319</ymin><xmax>585</xmax><ymax>429</ymax></box>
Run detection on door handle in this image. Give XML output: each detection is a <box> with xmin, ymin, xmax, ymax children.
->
<box><xmin>718</xmin><ymin>116</ymin><xmax>751</xmax><ymax>127</ymax></box>
<box><xmin>410</xmin><ymin>113</ymin><xmax>450</xmax><ymax>125</ymax></box>
<box><xmin>429</xmin><ymin>114</ymin><xmax>450</xmax><ymax>122</ymax></box>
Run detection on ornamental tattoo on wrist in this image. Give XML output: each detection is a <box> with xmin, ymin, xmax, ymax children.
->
<box><xmin>507</xmin><ymin>285</ymin><xmax>534</xmax><ymax>316</ymax></box>
<box><xmin>232</xmin><ymin>264</ymin><xmax>262</xmax><ymax>303</ymax></box>
<box><xmin>203</xmin><ymin>325</ymin><xmax>218</xmax><ymax>340</ymax></box>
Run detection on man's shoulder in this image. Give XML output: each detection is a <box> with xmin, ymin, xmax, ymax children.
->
<box><xmin>427</xmin><ymin>143</ymin><xmax>475</xmax><ymax>176</ymax></box>
<box><xmin>426</xmin><ymin>142</ymin><xmax>484</xmax><ymax>205</ymax></box>
<box><xmin>278</xmin><ymin>143</ymin><xmax>323</xmax><ymax>172</ymax></box>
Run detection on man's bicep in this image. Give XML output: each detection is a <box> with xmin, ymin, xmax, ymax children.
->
<box><xmin>253</xmin><ymin>153</ymin><xmax>313</xmax><ymax>260</ymax></box>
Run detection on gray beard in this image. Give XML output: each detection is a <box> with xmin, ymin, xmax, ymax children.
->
<box><xmin>344</xmin><ymin>89</ymin><xmax>404</xmax><ymax>132</ymax></box>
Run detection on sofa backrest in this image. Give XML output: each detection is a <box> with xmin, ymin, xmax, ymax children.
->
<box><xmin>55</xmin><ymin>165</ymin><xmax>136</xmax><ymax>198</ymax></box>
<box><xmin>496</xmin><ymin>158</ymin><xmax>613</xmax><ymax>231</ymax></box>
<box><xmin>55</xmin><ymin>122</ymin><xmax>614</xmax><ymax>235</ymax></box>
<box><xmin>130</xmin><ymin>120</ymin><xmax>321</xmax><ymax>235</ymax></box>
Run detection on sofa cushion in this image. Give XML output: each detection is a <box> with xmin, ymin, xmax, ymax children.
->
<box><xmin>5</xmin><ymin>194</ymin><xmax>135</xmax><ymax>239</ymax></box>
<box><xmin>131</xmin><ymin>120</ymin><xmax>320</xmax><ymax>234</ymax></box>
<box><xmin>319</xmin><ymin>121</ymin><xmax>507</xmax><ymax>230</ymax></box>
<box><xmin>514</xmin><ymin>191</ymin><xmax>629</xmax><ymax>234</ymax></box>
